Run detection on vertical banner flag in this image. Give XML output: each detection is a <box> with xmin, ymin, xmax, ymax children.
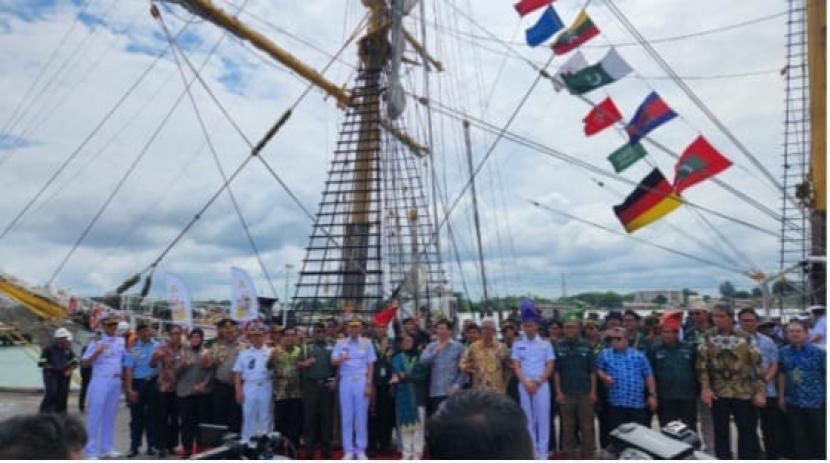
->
<box><xmin>562</xmin><ymin>47</ymin><xmax>632</xmax><ymax>94</ymax></box>
<box><xmin>231</xmin><ymin>266</ymin><xmax>260</xmax><ymax>321</ymax></box>
<box><xmin>583</xmin><ymin>97</ymin><xmax>623</xmax><ymax>136</ymax></box>
<box><xmin>552</xmin><ymin>9</ymin><xmax>600</xmax><ymax>55</ymax></box>
<box><xmin>613</xmin><ymin>168</ymin><xmax>682</xmax><ymax>233</ymax></box>
<box><xmin>514</xmin><ymin>0</ymin><xmax>553</xmax><ymax>17</ymax></box>
<box><xmin>166</xmin><ymin>273</ymin><xmax>192</xmax><ymax>329</ymax></box>
<box><xmin>625</xmin><ymin>91</ymin><xmax>677</xmax><ymax>145</ymax></box>
<box><xmin>607</xmin><ymin>142</ymin><xmax>648</xmax><ymax>173</ymax></box>
<box><xmin>673</xmin><ymin>136</ymin><xmax>733</xmax><ymax>193</ymax></box>
<box><xmin>525</xmin><ymin>6</ymin><xmax>564</xmax><ymax>47</ymax></box>
<box><xmin>552</xmin><ymin>51</ymin><xmax>588</xmax><ymax>92</ymax></box>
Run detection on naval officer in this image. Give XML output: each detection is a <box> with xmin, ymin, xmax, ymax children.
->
<box><xmin>233</xmin><ymin>318</ymin><xmax>273</xmax><ymax>442</ymax></box>
<box><xmin>332</xmin><ymin>319</ymin><xmax>376</xmax><ymax>460</ymax></box>
<box><xmin>511</xmin><ymin>299</ymin><xmax>556</xmax><ymax>460</ymax></box>
<box><xmin>82</xmin><ymin>314</ymin><xmax>127</xmax><ymax>459</ymax></box>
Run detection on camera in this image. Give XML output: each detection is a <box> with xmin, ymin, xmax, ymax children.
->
<box><xmin>608</xmin><ymin>421</ymin><xmax>711</xmax><ymax>460</ymax></box>
<box><xmin>191</xmin><ymin>432</ymin><xmax>292</xmax><ymax>460</ymax></box>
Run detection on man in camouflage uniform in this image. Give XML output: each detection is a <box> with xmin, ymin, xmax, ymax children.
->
<box><xmin>206</xmin><ymin>318</ymin><xmax>242</xmax><ymax>434</ymax></box>
<box><xmin>269</xmin><ymin>327</ymin><xmax>303</xmax><ymax>451</ymax></box>
<box><xmin>696</xmin><ymin>303</ymin><xmax>765</xmax><ymax>460</ymax></box>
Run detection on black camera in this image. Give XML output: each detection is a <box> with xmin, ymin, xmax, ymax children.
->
<box><xmin>609</xmin><ymin>421</ymin><xmax>710</xmax><ymax>460</ymax></box>
<box><xmin>191</xmin><ymin>432</ymin><xmax>291</xmax><ymax>460</ymax></box>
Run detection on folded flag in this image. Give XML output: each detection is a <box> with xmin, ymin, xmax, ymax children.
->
<box><xmin>625</xmin><ymin>91</ymin><xmax>677</xmax><ymax>145</ymax></box>
<box><xmin>583</xmin><ymin>97</ymin><xmax>622</xmax><ymax>136</ymax></box>
<box><xmin>613</xmin><ymin>168</ymin><xmax>682</xmax><ymax>233</ymax></box>
<box><xmin>372</xmin><ymin>300</ymin><xmax>399</xmax><ymax>326</ymax></box>
<box><xmin>607</xmin><ymin>142</ymin><xmax>648</xmax><ymax>173</ymax></box>
<box><xmin>525</xmin><ymin>5</ymin><xmax>564</xmax><ymax>47</ymax></box>
<box><xmin>562</xmin><ymin>47</ymin><xmax>632</xmax><ymax>94</ymax></box>
<box><xmin>552</xmin><ymin>9</ymin><xmax>600</xmax><ymax>55</ymax></box>
<box><xmin>514</xmin><ymin>0</ymin><xmax>553</xmax><ymax>17</ymax></box>
<box><xmin>673</xmin><ymin>135</ymin><xmax>733</xmax><ymax>193</ymax></box>
<box><xmin>552</xmin><ymin>51</ymin><xmax>588</xmax><ymax>92</ymax></box>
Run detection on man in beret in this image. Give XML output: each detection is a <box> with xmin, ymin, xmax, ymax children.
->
<box><xmin>647</xmin><ymin>315</ymin><xmax>697</xmax><ymax>430</ymax></box>
<box><xmin>332</xmin><ymin>319</ymin><xmax>376</xmax><ymax>460</ymax></box>
<box><xmin>205</xmin><ymin>318</ymin><xmax>242</xmax><ymax>434</ymax></box>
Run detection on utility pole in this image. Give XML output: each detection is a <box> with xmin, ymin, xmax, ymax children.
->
<box><xmin>561</xmin><ymin>273</ymin><xmax>567</xmax><ymax>299</ymax></box>
<box><xmin>463</xmin><ymin>120</ymin><xmax>490</xmax><ymax>316</ymax></box>
<box><xmin>283</xmin><ymin>263</ymin><xmax>293</xmax><ymax>322</ymax></box>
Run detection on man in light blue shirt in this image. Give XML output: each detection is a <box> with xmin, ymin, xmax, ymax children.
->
<box><xmin>124</xmin><ymin>323</ymin><xmax>160</xmax><ymax>457</ymax></box>
<box><xmin>332</xmin><ymin>319</ymin><xmax>376</xmax><ymax>460</ymax></box>
<box><xmin>511</xmin><ymin>299</ymin><xmax>555</xmax><ymax>460</ymax></box>
<box><xmin>419</xmin><ymin>319</ymin><xmax>466</xmax><ymax>415</ymax></box>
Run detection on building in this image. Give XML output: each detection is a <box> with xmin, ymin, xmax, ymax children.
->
<box><xmin>631</xmin><ymin>290</ymin><xmax>684</xmax><ymax>305</ymax></box>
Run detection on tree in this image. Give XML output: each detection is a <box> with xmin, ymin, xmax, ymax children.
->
<box><xmin>751</xmin><ymin>288</ymin><xmax>763</xmax><ymax>298</ymax></box>
<box><xmin>733</xmin><ymin>290</ymin><xmax>752</xmax><ymax>299</ymax></box>
<box><xmin>702</xmin><ymin>295</ymin><xmax>711</xmax><ymax>302</ymax></box>
<box><xmin>682</xmin><ymin>288</ymin><xmax>698</xmax><ymax>306</ymax></box>
<box><xmin>653</xmin><ymin>295</ymin><xmax>668</xmax><ymax>305</ymax></box>
<box><xmin>719</xmin><ymin>281</ymin><xmax>736</xmax><ymax>299</ymax></box>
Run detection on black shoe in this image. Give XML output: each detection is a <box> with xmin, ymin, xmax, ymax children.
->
<box><xmin>157</xmin><ymin>449</ymin><xmax>168</xmax><ymax>459</ymax></box>
<box><xmin>127</xmin><ymin>448</ymin><xmax>139</xmax><ymax>458</ymax></box>
<box><xmin>146</xmin><ymin>447</ymin><xmax>157</xmax><ymax>456</ymax></box>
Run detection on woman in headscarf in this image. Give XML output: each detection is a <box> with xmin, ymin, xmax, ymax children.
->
<box><xmin>176</xmin><ymin>328</ymin><xmax>212</xmax><ymax>458</ymax></box>
<box><xmin>390</xmin><ymin>334</ymin><xmax>428</xmax><ymax>460</ymax></box>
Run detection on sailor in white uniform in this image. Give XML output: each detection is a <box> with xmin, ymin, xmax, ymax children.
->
<box><xmin>332</xmin><ymin>319</ymin><xmax>376</xmax><ymax>460</ymax></box>
<box><xmin>233</xmin><ymin>318</ymin><xmax>273</xmax><ymax>442</ymax></box>
<box><xmin>511</xmin><ymin>299</ymin><xmax>556</xmax><ymax>460</ymax></box>
<box><xmin>82</xmin><ymin>314</ymin><xmax>127</xmax><ymax>459</ymax></box>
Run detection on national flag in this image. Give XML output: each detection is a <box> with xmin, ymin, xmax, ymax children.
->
<box><xmin>525</xmin><ymin>6</ymin><xmax>564</xmax><ymax>47</ymax></box>
<box><xmin>552</xmin><ymin>9</ymin><xmax>600</xmax><ymax>55</ymax></box>
<box><xmin>514</xmin><ymin>0</ymin><xmax>553</xmax><ymax>17</ymax></box>
<box><xmin>625</xmin><ymin>91</ymin><xmax>677</xmax><ymax>145</ymax></box>
<box><xmin>613</xmin><ymin>168</ymin><xmax>682</xmax><ymax>233</ymax></box>
<box><xmin>373</xmin><ymin>300</ymin><xmax>399</xmax><ymax>326</ymax></box>
<box><xmin>583</xmin><ymin>97</ymin><xmax>622</xmax><ymax>136</ymax></box>
<box><xmin>552</xmin><ymin>51</ymin><xmax>587</xmax><ymax>92</ymax></box>
<box><xmin>673</xmin><ymin>136</ymin><xmax>733</xmax><ymax>193</ymax></box>
<box><xmin>607</xmin><ymin>142</ymin><xmax>648</xmax><ymax>173</ymax></box>
<box><xmin>562</xmin><ymin>47</ymin><xmax>632</xmax><ymax>94</ymax></box>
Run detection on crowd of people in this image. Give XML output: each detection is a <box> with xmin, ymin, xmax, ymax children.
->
<box><xmin>28</xmin><ymin>299</ymin><xmax>827</xmax><ymax>460</ymax></box>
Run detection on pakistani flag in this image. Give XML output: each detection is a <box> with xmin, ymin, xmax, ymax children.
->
<box><xmin>562</xmin><ymin>48</ymin><xmax>632</xmax><ymax>95</ymax></box>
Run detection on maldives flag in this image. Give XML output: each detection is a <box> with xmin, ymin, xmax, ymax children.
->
<box><xmin>613</xmin><ymin>168</ymin><xmax>682</xmax><ymax>233</ymax></box>
<box><xmin>514</xmin><ymin>0</ymin><xmax>553</xmax><ymax>17</ymax></box>
<box><xmin>625</xmin><ymin>91</ymin><xmax>677</xmax><ymax>144</ymax></box>
<box><xmin>583</xmin><ymin>97</ymin><xmax>622</xmax><ymax>136</ymax></box>
<box><xmin>552</xmin><ymin>9</ymin><xmax>600</xmax><ymax>55</ymax></box>
<box><xmin>673</xmin><ymin>136</ymin><xmax>733</xmax><ymax>193</ymax></box>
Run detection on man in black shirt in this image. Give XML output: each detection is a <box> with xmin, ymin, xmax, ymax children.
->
<box><xmin>38</xmin><ymin>328</ymin><xmax>78</xmax><ymax>414</ymax></box>
<box><xmin>298</xmin><ymin>322</ymin><xmax>336</xmax><ymax>459</ymax></box>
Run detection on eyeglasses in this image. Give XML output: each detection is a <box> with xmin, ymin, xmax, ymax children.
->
<box><xmin>609</xmin><ymin>337</ymin><xmax>624</xmax><ymax>341</ymax></box>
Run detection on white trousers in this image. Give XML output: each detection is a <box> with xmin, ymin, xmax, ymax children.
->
<box><xmin>84</xmin><ymin>376</ymin><xmax>122</xmax><ymax>458</ymax></box>
<box><xmin>241</xmin><ymin>380</ymin><xmax>272</xmax><ymax>442</ymax></box>
<box><xmin>399</xmin><ymin>406</ymin><xmax>425</xmax><ymax>460</ymax></box>
<box><xmin>519</xmin><ymin>381</ymin><xmax>551</xmax><ymax>460</ymax></box>
<box><xmin>339</xmin><ymin>375</ymin><xmax>369</xmax><ymax>456</ymax></box>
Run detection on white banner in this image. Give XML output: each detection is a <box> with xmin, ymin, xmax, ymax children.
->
<box><xmin>231</xmin><ymin>266</ymin><xmax>259</xmax><ymax>321</ymax></box>
<box><xmin>165</xmin><ymin>273</ymin><xmax>192</xmax><ymax>329</ymax></box>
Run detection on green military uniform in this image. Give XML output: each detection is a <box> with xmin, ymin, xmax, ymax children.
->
<box><xmin>648</xmin><ymin>339</ymin><xmax>698</xmax><ymax>428</ymax></box>
<box><xmin>299</xmin><ymin>338</ymin><xmax>336</xmax><ymax>458</ymax></box>
<box><xmin>554</xmin><ymin>337</ymin><xmax>597</xmax><ymax>456</ymax></box>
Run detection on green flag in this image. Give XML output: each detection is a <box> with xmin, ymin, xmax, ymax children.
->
<box><xmin>562</xmin><ymin>48</ymin><xmax>631</xmax><ymax>95</ymax></box>
<box><xmin>608</xmin><ymin>142</ymin><xmax>647</xmax><ymax>173</ymax></box>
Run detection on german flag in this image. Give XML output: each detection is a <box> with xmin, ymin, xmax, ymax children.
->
<box><xmin>613</xmin><ymin>169</ymin><xmax>682</xmax><ymax>233</ymax></box>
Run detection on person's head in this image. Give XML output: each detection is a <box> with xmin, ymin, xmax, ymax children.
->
<box><xmin>435</xmin><ymin>319</ymin><xmax>453</xmax><ymax>341</ymax></box>
<box><xmin>606</xmin><ymin>327</ymin><xmax>628</xmax><ymax>351</ymax></box>
<box><xmin>623</xmin><ymin>310</ymin><xmax>640</xmax><ymax>335</ymax></box>
<box><xmin>117</xmin><ymin>321</ymin><xmax>130</xmax><ymax>337</ymax></box>
<box><xmin>501</xmin><ymin>323</ymin><xmax>518</xmax><ymax>342</ymax></box>
<box><xmin>465</xmin><ymin>324</ymin><xmax>481</xmax><ymax>344</ymax></box>
<box><xmin>188</xmin><ymin>328</ymin><xmax>204</xmax><ymax>348</ymax></box>
<box><xmin>562</xmin><ymin>320</ymin><xmax>580</xmax><ymax>340</ymax></box>
<box><xmin>136</xmin><ymin>323</ymin><xmax>151</xmax><ymax>342</ymax></box>
<box><xmin>245</xmin><ymin>319</ymin><xmax>268</xmax><ymax>347</ymax></box>
<box><xmin>403</xmin><ymin>317</ymin><xmax>417</xmax><ymax>332</ymax></box>
<box><xmin>53</xmin><ymin>328</ymin><xmax>72</xmax><ymax>349</ymax></box>
<box><xmin>269</xmin><ymin>325</ymin><xmax>282</xmax><ymax>345</ymax></box>
<box><xmin>101</xmin><ymin>315</ymin><xmax>119</xmax><ymax>336</ymax></box>
<box><xmin>347</xmin><ymin>320</ymin><xmax>363</xmax><ymax>339</ymax></box>
<box><xmin>400</xmin><ymin>333</ymin><xmax>416</xmax><ymax>353</ymax></box>
<box><xmin>738</xmin><ymin>308</ymin><xmax>759</xmax><ymax>334</ymax></box>
<box><xmin>216</xmin><ymin>318</ymin><xmax>237</xmax><ymax>341</ymax></box>
<box><xmin>480</xmin><ymin>319</ymin><xmax>497</xmax><ymax>342</ymax></box>
<box><xmin>712</xmin><ymin>303</ymin><xmax>734</xmax><ymax>331</ymax></box>
<box><xmin>660</xmin><ymin>319</ymin><xmax>681</xmax><ymax>345</ymax></box>
<box><xmin>0</xmin><ymin>413</ymin><xmax>87</xmax><ymax>459</ymax></box>
<box><xmin>373</xmin><ymin>322</ymin><xmax>387</xmax><ymax>338</ymax></box>
<box><xmin>166</xmin><ymin>324</ymin><xmax>183</xmax><ymax>347</ymax></box>
<box><xmin>522</xmin><ymin>320</ymin><xmax>539</xmax><ymax>338</ymax></box>
<box><xmin>312</xmin><ymin>322</ymin><xmax>326</xmax><ymax>341</ymax></box>
<box><xmin>689</xmin><ymin>301</ymin><xmax>711</xmax><ymax>328</ymax></box>
<box><xmin>426</xmin><ymin>390</ymin><xmax>534</xmax><ymax>460</ymax></box>
<box><xmin>605</xmin><ymin>311</ymin><xmax>622</xmax><ymax>330</ymax></box>
<box><xmin>759</xmin><ymin>318</ymin><xmax>776</xmax><ymax>337</ymax></box>
<box><xmin>583</xmin><ymin>320</ymin><xmax>600</xmax><ymax>340</ymax></box>
<box><xmin>281</xmin><ymin>328</ymin><xmax>298</xmax><ymax>347</ymax></box>
<box><xmin>810</xmin><ymin>305</ymin><xmax>826</xmax><ymax>320</ymax></box>
<box><xmin>546</xmin><ymin>320</ymin><xmax>562</xmax><ymax>340</ymax></box>
<box><xmin>786</xmin><ymin>320</ymin><xmax>809</xmax><ymax>346</ymax></box>
<box><xmin>325</xmin><ymin>319</ymin><xmax>338</xmax><ymax>338</ymax></box>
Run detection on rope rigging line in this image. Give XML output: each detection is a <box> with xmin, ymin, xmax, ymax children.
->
<box><xmin>602</xmin><ymin>0</ymin><xmax>799</xmax><ymax>210</ymax></box>
<box><xmin>46</xmin><ymin>25</ymin><xmax>233</xmax><ymax>286</ymax></box>
<box><xmin>443</xmin><ymin>1</ymin><xmax>801</xmax><ymax>234</ymax></box>
<box><xmin>0</xmin><ymin>18</ymin><xmax>198</xmax><ymax>243</ymax></box>
<box><xmin>158</xmin><ymin>12</ymin><xmax>280</xmax><ymax>299</ymax></box>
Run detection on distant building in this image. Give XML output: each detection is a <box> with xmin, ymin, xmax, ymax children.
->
<box><xmin>632</xmin><ymin>290</ymin><xmax>684</xmax><ymax>305</ymax></box>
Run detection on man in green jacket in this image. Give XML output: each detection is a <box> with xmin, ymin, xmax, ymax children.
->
<box><xmin>554</xmin><ymin>312</ymin><xmax>597</xmax><ymax>459</ymax></box>
<box><xmin>647</xmin><ymin>316</ymin><xmax>697</xmax><ymax>429</ymax></box>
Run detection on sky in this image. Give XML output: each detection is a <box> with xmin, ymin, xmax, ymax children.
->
<box><xmin>0</xmin><ymin>0</ymin><xmax>799</xmax><ymax>302</ymax></box>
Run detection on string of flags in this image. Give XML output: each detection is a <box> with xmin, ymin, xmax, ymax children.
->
<box><xmin>510</xmin><ymin>0</ymin><xmax>734</xmax><ymax>234</ymax></box>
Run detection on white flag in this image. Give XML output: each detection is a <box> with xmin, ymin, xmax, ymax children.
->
<box><xmin>231</xmin><ymin>266</ymin><xmax>260</xmax><ymax>321</ymax></box>
<box><xmin>165</xmin><ymin>273</ymin><xmax>192</xmax><ymax>329</ymax></box>
<box><xmin>552</xmin><ymin>51</ymin><xmax>588</xmax><ymax>92</ymax></box>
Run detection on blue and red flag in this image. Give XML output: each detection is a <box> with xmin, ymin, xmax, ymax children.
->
<box><xmin>525</xmin><ymin>5</ymin><xmax>564</xmax><ymax>47</ymax></box>
<box><xmin>625</xmin><ymin>91</ymin><xmax>677</xmax><ymax>145</ymax></box>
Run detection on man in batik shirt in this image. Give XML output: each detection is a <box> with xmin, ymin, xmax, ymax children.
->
<box><xmin>460</xmin><ymin>318</ymin><xmax>511</xmax><ymax>393</ymax></box>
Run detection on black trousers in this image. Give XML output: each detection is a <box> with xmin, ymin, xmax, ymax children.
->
<box><xmin>710</xmin><ymin>398</ymin><xmax>759</xmax><ymax>459</ymax></box>
<box><xmin>275</xmin><ymin>398</ymin><xmax>303</xmax><ymax>448</ymax></box>
<box><xmin>596</xmin><ymin>384</ymin><xmax>611</xmax><ymax>448</ymax></box>
<box><xmin>368</xmin><ymin>384</ymin><xmax>395</xmax><ymax>452</ymax></box>
<box><xmin>607</xmin><ymin>406</ymin><xmax>648</xmax><ymax>432</ymax></box>
<box><xmin>78</xmin><ymin>366</ymin><xmax>92</xmax><ymax>412</ymax></box>
<box><xmin>785</xmin><ymin>405</ymin><xmax>826</xmax><ymax>460</ymax></box>
<box><xmin>657</xmin><ymin>399</ymin><xmax>697</xmax><ymax>430</ymax></box>
<box><xmin>129</xmin><ymin>378</ymin><xmax>159</xmax><ymax>451</ymax></box>
<box><xmin>302</xmin><ymin>380</ymin><xmax>334</xmax><ymax>456</ymax></box>
<box><xmin>39</xmin><ymin>371</ymin><xmax>70</xmax><ymax>414</ymax></box>
<box><xmin>427</xmin><ymin>396</ymin><xmax>447</xmax><ymax>416</ymax></box>
<box><xmin>179</xmin><ymin>394</ymin><xmax>211</xmax><ymax>455</ymax></box>
<box><xmin>211</xmin><ymin>381</ymin><xmax>242</xmax><ymax>434</ymax></box>
<box><xmin>157</xmin><ymin>391</ymin><xmax>179</xmax><ymax>452</ymax></box>
<box><xmin>507</xmin><ymin>376</ymin><xmax>520</xmax><ymax>405</ymax></box>
<box><xmin>758</xmin><ymin>397</ymin><xmax>783</xmax><ymax>459</ymax></box>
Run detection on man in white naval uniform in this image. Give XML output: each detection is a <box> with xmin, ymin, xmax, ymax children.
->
<box><xmin>332</xmin><ymin>319</ymin><xmax>376</xmax><ymax>460</ymax></box>
<box><xmin>233</xmin><ymin>318</ymin><xmax>273</xmax><ymax>442</ymax></box>
<box><xmin>82</xmin><ymin>314</ymin><xmax>127</xmax><ymax>459</ymax></box>
<box><xmin>511</xmin><ymin>299</ymin><xmax>556</xmax><ymax>460</ymax></box>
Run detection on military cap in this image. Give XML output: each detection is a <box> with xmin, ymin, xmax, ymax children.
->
<box><xmin>347</xmin><ymin>318</ymin><xmax>364</xmax><ymax>327</ymax></box>
<box><xmin>688</xmin><ymin>300</ymin><xmax>710</xmax><ymax>312</ymax></box>
<box><xmin>583</xmin><ymin>318</ymin><xmax>600</xmax><ymax>328</ymax></box>
<box><xmin>562</xmin><ymin>309</ymin><xmax>585</xmax><ymax>324</ymax></box>
<box><xmin>216</xmin><ymin>318</ymin><xmax>238</xmax><ymax>328</ymax></box>
<box><xmin>101</xmin><ymin>313</ymin><xmax>120</xmax><ymax>325</ymax></box>
<box><xmin>244</xmin><ymin>318</ymin><xmax>268</xmax><ymax>334</ymax></box>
